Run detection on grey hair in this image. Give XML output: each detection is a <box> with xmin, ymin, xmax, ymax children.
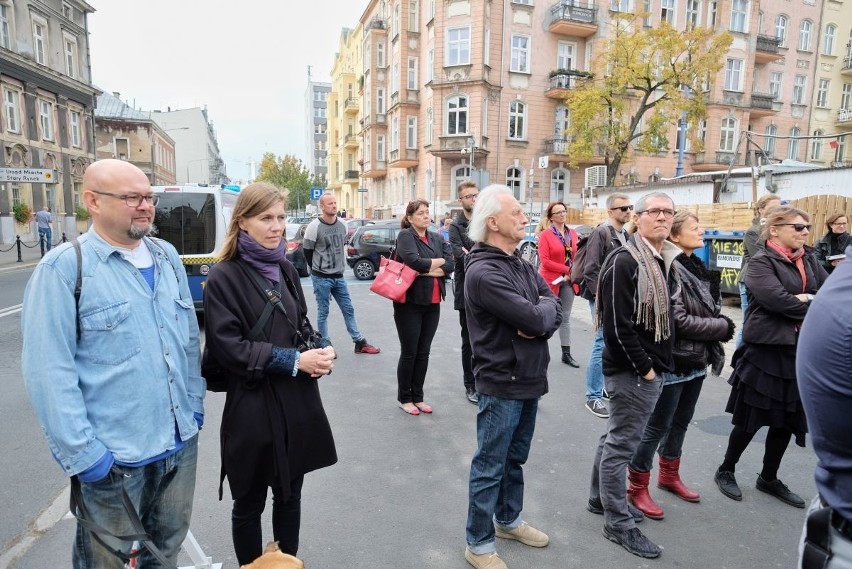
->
<box><xmin>605</xmin><ymin>192</ymin><xmax>630</xmax><ymax>209</ymax></box>
<box><xmin>468</xmin><ymin>184</ymin><xmax>512</xmax><ymax>243</ymax></box>
<box><xmin>635</xmin><ymin>192</ymin><xmax>675</xmax><ymax>213</ymax></box>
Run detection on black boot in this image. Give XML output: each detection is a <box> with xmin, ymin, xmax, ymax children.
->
<box><xmin>562</xmin><ymin>346</ymin><xmax>579</xmax><ymax>368</ymax></box>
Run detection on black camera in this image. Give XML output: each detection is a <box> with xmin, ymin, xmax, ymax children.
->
<box><xmin>295</xmin><ymin>329</ymin><xmax>324</xmax><ymax>353</ymax></box>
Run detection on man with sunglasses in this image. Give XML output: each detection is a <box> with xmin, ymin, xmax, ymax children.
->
<box><xmin>21</xmin><ymin>159</ymin><xmax>204</xmax><ymax>568</ymax></box>
<box><xmin>580</xmin><ymin>193</ymin><xmax>632</xmax><ymax>418</ymax></box>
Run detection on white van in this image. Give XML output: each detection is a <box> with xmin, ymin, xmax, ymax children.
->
<box><xmin>151</xmin><ymin>184</ymin><xmax>240</xmax><ymax>311</ymax></box>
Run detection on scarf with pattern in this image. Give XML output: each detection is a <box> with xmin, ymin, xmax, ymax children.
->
<box><xmin>624</xmin><ymin>237</ymin><xmax>672</xmax><ymax>343</ymax></box>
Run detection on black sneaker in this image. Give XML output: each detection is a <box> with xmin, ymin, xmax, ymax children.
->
<box><xmin>602</xmin><ymin>525</ymin><xmax>661</xmax><ymax>559</ymax></box>
<box><xmin>585</xmin><ymin>399</ymin><xmax>610</xmax><ymax>418</ymax></box>
<box><xmin>756</xmin><ymin>475</ymin><xmax>805</xmax><ymax>508</ymax></box>
<box><xmin>587</xmin><ymin>498</ymin><xmax>645</xmax><ymax>523</ymax></box>
<box><xmin>714</xmin><ymin>467</ymin><xmax>742</xmax><ymax>501</ymax></box>
<box><xmin>465</xmin><ymin>387</ymin><xmax>479</xmax><ymax>404</ymax></box>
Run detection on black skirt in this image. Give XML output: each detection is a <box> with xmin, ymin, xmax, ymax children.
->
<box><xmin>725</xmin><ymin>342</ymin><xmax>807</xmax><ymax>446</ymax></box>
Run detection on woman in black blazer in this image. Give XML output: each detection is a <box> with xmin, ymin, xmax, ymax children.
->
<box><xmin>393</xmin><ymin>199</ymin><xmax>454</xmax><ymax>415</ymax></box>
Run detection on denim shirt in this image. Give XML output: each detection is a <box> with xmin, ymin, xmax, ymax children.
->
<box><xmin>21</xmin><ymin>229</ymin><xmax>204</xmax><ymax>477</ymax></box>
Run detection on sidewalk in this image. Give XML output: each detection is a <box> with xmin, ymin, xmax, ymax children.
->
<box><xmin>0</xmin><ymin>234</ymin><xmax>65</xmax><ymax>273</ymax></box>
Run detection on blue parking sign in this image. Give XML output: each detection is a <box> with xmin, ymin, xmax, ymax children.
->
<box><xmin>310</xmin><ymin>187</ymin><xmax>323</xmax><ymax>201</ymax></box>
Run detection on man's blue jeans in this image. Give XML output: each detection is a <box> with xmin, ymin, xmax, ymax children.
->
<box><xmin>466</xmin><ymin>394</ymin><xmax>538</xmax><ymax>554</ymax></box>
<box><xmin>39</xmin><ymin>227</ymin><xmax>52</xmax><ymax>252</ymax></box>
<box><xmin>311</xmin><ymin>275</ymin><xmax>364</xmax><ymax>344</ymax></box>
<box><xmin>73</xmin><ymin>435</ymin><xmax>198</xmax><ymax>569</ymax></box>
<box><xmin>585</xmin><ymin>300</ymin><xmax>605</xmax><ymax>400</ymax></box>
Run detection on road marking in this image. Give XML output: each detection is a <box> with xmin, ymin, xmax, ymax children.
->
<box><xmin>0</xmin><ymin>304</ymin><xmax>22</xmax><ymax>318</ymax></box>
<box><xmin>0</xmin><ymin>485</ymin><xmax>69</xmax><ymax>569</ymax></box>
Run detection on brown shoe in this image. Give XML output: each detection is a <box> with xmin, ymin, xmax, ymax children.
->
<box><xmin>464</xmin><ymin>548</ymin><xmax>508</xmax><ymax>569</ymax></box>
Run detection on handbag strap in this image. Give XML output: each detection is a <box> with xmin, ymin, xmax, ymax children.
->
<box><xmin>70</xmin><ymin>471</ymin><xmax>177</xmax><ymax>568</ymax></box>
<box><xmin>237</xmin><ymin>260</ymin><xmax>301</xmax><ymax>335</ymax></box>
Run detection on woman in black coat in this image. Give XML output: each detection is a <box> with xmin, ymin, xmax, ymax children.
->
<box><xmin>203</xmin><ymin>183</ymin><xmax>337</xmax><ymax>565</ymax></box>
<box><xmin>393</xmin><ymin>199</ymin><xmax>454</xmax><ymax>415</ymax></box>
<box><xmin>814</xmin><ymin>212</ymin><xmax>850</xmax><ymax>274</ymax></box>
<box><xmin>715</xmin><ymin>206</ymin><xmax>827</xmax><ymax>508</ymax></box>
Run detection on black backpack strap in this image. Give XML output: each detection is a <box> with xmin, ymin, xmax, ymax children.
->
<box><xmin>72</xmin><ymin>238</ymin><xmax>82</xmax><ymax>341</ymax></box>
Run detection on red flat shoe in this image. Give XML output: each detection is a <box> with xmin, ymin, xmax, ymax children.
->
<box><xmin>414</xmin><ymin>402</ymin><xmax>433</xmax><ymax>414</ymax></box>
<box><xmin>399</xmin><ymin>402</ymin><xmax>420</xmax><ymax>415</ymax></box>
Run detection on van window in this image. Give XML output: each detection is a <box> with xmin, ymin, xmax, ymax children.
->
<box><xmin>361</xmin><ymin>228</ymin><xmax>395</xmax><ymax>245</ymax></box>
<box><xmin>154</xmin><ymin>193</ymin><xmax>217</xmax><ymax>254</ymax></box>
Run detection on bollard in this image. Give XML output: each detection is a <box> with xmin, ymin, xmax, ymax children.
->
<box><xmin>16</xmin><ymin>235</ymin><xmax>22</xmax><ymax>263</ymax></box>
<box><xmin>62</xmin><ymin>232</ymin><xmax>67</xmax><ymax>244</ymax></box>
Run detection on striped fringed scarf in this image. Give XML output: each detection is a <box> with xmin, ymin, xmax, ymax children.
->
<box><xmin>624</xmin><ymin>238</ymin><xmax>672</xmax><ymax>343</ymax></box>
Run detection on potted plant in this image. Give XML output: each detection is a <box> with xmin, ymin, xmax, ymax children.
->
<box><xmin>75</xmin><ymin>204</ymin><xmax>90</xmax><ymax>221</ymax></box>
<box><xmin>13</xmin><ymin>203</ymin><xmax>32</xmax><ymax>225</ymax></box>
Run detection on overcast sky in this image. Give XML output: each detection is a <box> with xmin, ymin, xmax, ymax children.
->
<box><xmin>87</xmin><ymin>1</ymin><xmax>366</xmax><ymax>182</ymax></box>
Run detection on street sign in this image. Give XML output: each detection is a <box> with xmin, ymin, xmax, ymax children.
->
<box><xmin>310</xmin><ymin>187</ymin><xmax>323</xmax><ymax>200</ymax></box>
<box><xmin>538</xmin><ymin>156</ymin><xmax>549</xmax><ymax>169</ymax></box>
<box><xmin>0</xmin><ymin>168</ymin><xmax>56</xmax><ymax>183</ymax></box>
<box><xmin>357</xmin><ymin>187</ymin><xmax>368</xmax><ymax>193</ymax></box>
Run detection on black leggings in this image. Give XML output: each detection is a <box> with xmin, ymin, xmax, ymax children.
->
<box><xmin>232</xmin><ymin>475</ymin><xmax>304</xmax><ymax>565</ymax></box>
<box><xmin>721</xmin><ymin>425</ymin><xmax>792</xmax><ymax>481</ymax></box>
<box><xmin>393</xmin><ymin>301</ymin><xmax>440</xmax><ymax>403</ymax></box>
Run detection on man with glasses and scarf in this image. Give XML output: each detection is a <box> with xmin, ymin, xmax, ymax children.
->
<box><xmin>587</xmin><ymin>192</ymin><xmax>679</xmax><ymax>559</ymax></box>
<box><xmin>21</xmin><ymin>159</ymin><xmax>204</xmax><ymax>568</ymax></box>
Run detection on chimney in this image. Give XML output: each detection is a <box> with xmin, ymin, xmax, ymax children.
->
<box><xmin>112</xmin><ymin>92</ymin><xmax>120</xmax><ymax>98</ymax></box>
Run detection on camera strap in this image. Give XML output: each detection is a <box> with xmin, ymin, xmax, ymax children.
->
<box><xmin>238</xmin><ymin>261</ymin><xmax>301</xmax><ymax>337</ymax></box>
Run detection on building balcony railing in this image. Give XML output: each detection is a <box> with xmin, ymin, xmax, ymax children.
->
<box><xmin>546</xmin><ymin>70</ymin><xmax>590</xmax><ymax>99</ymax></box>
<box><xmin>344</xmin><ymin>135</ymin><xmax>359</xmax><ymax>149</ymax></box>
<box><xmin>755</xmin><ymin>35</ymin><xmax>782</xmax><ymax>63</ymax></box>
<box><xmin>694</xmin><ymin>151</ymin><xmax>740</xmax><ymax>169</ymax></box>
<box><xmin>362</xmin><ymin>160</ymin><xmax>388</xmax><ymax>179</ymax></box>
<box><xmin>344</xmin><ymin>98</ymin><xmax>359</xmax><ymax>114</ymax></box>
<box><xmin>547</xmin><ymin>3</ymin><xmax>598</xmax><ymax>37</ymax></box>
<box><xmin>343</xmin><ymin>169</ymin><xmax>360</xmax><ymax>181</ymax></box>
<box><xmin>545</xmin><ymin>138</ymin><xmax>570</xmax><ymax>155</ymax></box>
<box><xmin>750</xmin><ymin>91</ymin><xmax>778</xmax><ymax>116</ymax></box>
<box><xmin>838</xmin><ymin>107</ymin><xmax>852</xmax><ymax>123</ymax></box>
<box><xmin>367</xmin><ymin>18</ymin><xmax>386</xmax><ymax>31</ymax></box>
<box><xmin>388</xmin><ymin>148</ymin><xmax>419</xmax><ymax>168</ymax></box>
<box><xmin>842</xmin><ymin>55</ymin><xmax>852</xmax><ymax>75</ymax></box>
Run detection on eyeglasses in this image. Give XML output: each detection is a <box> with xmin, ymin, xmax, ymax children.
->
<box><xmin>550</xmin><ymin>209</ymin><xmax>567</xmax><ymax>215</ymax></box>
<box><xmin>91</xmin><ymin>190</ymin><xmax>159</xmax><ymax>207</ymax></box>
<box><xmin>776</xmin><ymin>223</ymin><xmax>811</xmax><ymax>232</ymax></box>
<box><xmin>461</xmin><ymin>193</ymin><xmax>479</xmax><ymax>200</ymax></box>
<box><xmin>610</xmin><ymin>205</ymin><xmax>634</xmax><ymax>212</ymax></box>
<box><xmin>638</xmin><ymin>208</ymin><xmax>676</xmax><ymax>219</ymax></box>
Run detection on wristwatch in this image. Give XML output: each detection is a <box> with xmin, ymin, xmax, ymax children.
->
<box><xmin>807</xmin><ymin>294</ymin><xmax>815</xmax><ymax>302</ymax></box>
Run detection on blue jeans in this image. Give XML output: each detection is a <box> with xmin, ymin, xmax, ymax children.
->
<box><xmin>73</xmin><ymin>435</ymin><xmax>198</xmax><ymax>569</ymax></box>
<box><xmin>39</xmin><ymin>227</ymin><xmax>52</xmax><ymax>252</ymax></box>
<box><xmin>311</xmin><ymin>275</ymin><xmax>363</xmax><ymax>344</ymax></box>
<box><xmin>466</xmin><ymin>394</ymin><xmax>538</xmax><ymax>554</ymax></box>
<box><xmin>630</xmin><ymin>376</ymin><xmax>705</xmax><ymax>472</ymax></box>
<box><xmin>585</xmin><ymin>300</ymin><xmax>605</xmax><ymax>400</ymax></box>
<box><xmin>737</xmin><ymin>282</ymin><xmax>747</xmax><ymax>347</ymax></box>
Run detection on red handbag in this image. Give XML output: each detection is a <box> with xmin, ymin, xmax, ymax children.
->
<box><xmin>370</xmin><ymin>251</ymin><xmax>417</xmax><ymax>303</ymax></box>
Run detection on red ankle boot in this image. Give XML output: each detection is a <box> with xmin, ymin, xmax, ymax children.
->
<box><xmin>657</xmin><ymin>456</ymin><xmax>701</xmax><ymax>502</ymax></box>
<box><xmin>627</xmin><ymin>466</ymin><xmax>665</xmax><ymax>520</ymax></box>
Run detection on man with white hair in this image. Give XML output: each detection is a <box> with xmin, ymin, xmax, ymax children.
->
<box><xmin>463</xmin><ymin>185</ymin><xmax>563</xmax><ymax>569</ymax></box>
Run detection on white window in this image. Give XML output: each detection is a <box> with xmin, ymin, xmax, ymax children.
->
<box><xmin>447</xmin><ymin>27</ymin><xmax>471</xmax><ymax>66</ymax></box>
<box><xmin>3</xmin><ymin>88</ymin><xmax>19</xmax><ymax>133</ymax></box>
<box><xmin>426</xmin><ymin>107</ymin><xmax>433</xmax><ymax>146</ymax></box>
<box><xmin>39</xmin><ymin>100</ymin><xmax>54</xmax><ymax>141</ymax></box>
<box><xmin>686</xmin><ymin>0</ymin><xmax>701</xmax><ymax>28</ymax></box>
<box><xmin>64</xmin><ymin>35</ymin><xmax>78</xmax><ymax>79</ymax></box>
<box><xmin>823</xmin><ymin>24</ymin><xmax>836</xmax><ymax>55</ymax></box>
<box><xmin>0</xmin><ymin>5</ymin><xmax>11</xmax><ymax>49</ymax></box>
<box><xmin>787</xmin><ymin>127</ymin><xmax>800</xmax><ymax>159</ymax></box>
<box><xmin>406</xmin><ymin>116</ymin><xmax>417</xmax><ymax>148</ymax></box>
<box><xmin>377</xmin><ymin>89</ymin><xmax>385</xmax><ymax>114</ymax></box>
<box><xmin>610</xmin><ymin>0</ymin><xmax>633</xmax><ymax>12</ymax></box>
<box><xmin>707</xmin><ymin>0</ymin><xmax>717</xmax><ymax>27</ymax></box>
<box><xmin>314</xmin><ymin>107</ymin><xmax>326</xmax><ymax>118</ymax></box>
<box><xmin>765</xmin><ymin>124</ymin><xmax>777</xmax><ymax>156</ymax></box>
<box><xmin>447</xmin><ymin>95</ymin><xmax>468</xmax><ymax>135</ymax></box>
<box><xmin>512</xmin><ymin>0</ymin><xmax>533</xmax><ymax>4</ymax></box>
<box><xmin>720</xmin><ymin>116</ymin><xmax>737</xmax><ymax>151</ymax></box>
<box><xmin>70</xmin><ymin>110</ymin><xmax>81</xmax><ymax>147</ymax></box>
<box><xmin>793</xmin><ymin>75</ymin><xmax>806</xmax><ymax>104</ymax></box>
<box><xmin>391</xmin><ymin>116</ymin><xmax>399</xmax><ymax>151</ymax></box>
<box><xmin>62</xmin><ymin>2</ymin><xmax>73</xmax><ymax>19</ymax></box>
<box><xmin>484</xmin><ymin>28</ymin><xmax>490</xmax><ymax>66</ymax></box>
<box><xmin>730</xmin><ymin>0</ymin><xmax>747</xmax><ymax>32</ymax></box>
<box><xmin>661</xmin><ymin>0</ymin><xmax>675</xmax><ymax>24</ymax></box>
<box><xmin>816</xmin><ymin>79</ymin><xmax>830</xmax><ymax>107</ymax></box>
<box><xmin>408</xmin><ymin>0</ymin><xmax>419</xmax><ymax>31</ymax></box>
<box><xmin>510</xmin><ymin>35</ymin><xmax>530</xmax><ymax>73</ymax></box>
<box><xmin>557</xmin><ymin>41</ymin><xmax>575</xmax><ymax>70</ymax></box>
<box><xmin>391</xmin><ymin>61</ymin><xmax>400</xmax><ymax>94</ymax></box>
<box><xmin>32</xmin><ymin>17</ymin><xmax>47</xmax><ymax>65</ymax></box>
<box><xmin>407</xmin><ymin>57</ymin><xmax>418</xmax><ymax>90</ymax></box>
<box><xmin>724</xmin><ymin>58</ymin><xmax>744</xmax><ymax>91</ymax></box>
<box><xmin>377</xmin><ymin>42</ymin><xmax>386</xmax><ymax>68</ymax></box>
<box><xmin>429</xmin><ymin>0</ymin><xmax>435</xmax><ymax>21</ymax></box>
<box><xmin>769</xmin><ymin>71</ymin><xmax>783</xmax><ymax>98</ymax></box>
<box><xmin>842</xmin><ymin>83</ymin><xmax>852</xmax><ymax>110</ymax></box>
<box><xmin>392</xmin><ymin>4</ymin><xmax>400</xmax><ymax>38</ymax></box>
<box><xmin>427</xmin><ymin>49</ymin><xmax>434</xmax><ymax>82</ymax></box>
<box><xmin>506</xmin><ymin>167</ymin><xmax>523</xmax><ymax>201</ymax></box>
<box><xmin>508</xmin><ymin>100</ymin><xmax>526</xmax><ymax>140</ymax></box>
<box><xmin>799</xmin><ymin>20</ymin><xmax>812</xmax><ymax>51</ymax></box>
<box><xmin>376</xmin><ymin>134</ymin><xmax>386</xmax><ymax>161</ymax></box>
<box><xmin>775</xmin><ymin>15</ymin><xmax>787</xmax><ymax>46</ymax></box>
<box><xmin>811</xmin><ymin>130</ymin><xmax>823</xmax><ymax>160</ymax></box>
<box><xmin>551</xmin><ymin>169</ymin><xmax>567</xmax><ymax>202</ymax></box>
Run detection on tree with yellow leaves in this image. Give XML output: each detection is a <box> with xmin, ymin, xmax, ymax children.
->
<box><xmin>256</xmin><ymin>153</ymin><xmax>323</xmax><ymax>212</ymax></box>
<box><xmin>564</xmin><ymin>14</ymin><xmax>732</xmax><ymax>186</ymax></box>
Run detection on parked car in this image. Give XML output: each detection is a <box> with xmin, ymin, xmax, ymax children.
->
<box><xmin>285</xmin><ymin>223</ymin><xmax>310</xmax><ymax>277</ymax></box>
<box><xmin>517</xmin><ymin>222</ymin><xmax>594</xmax><ymax>270</ymax></box>
<box><xmin>287</xmin><ymin>216</ymin><xmax>314</xmax><ymax>225</ymax></box>
<box><xmin>344</xmin><ymin>218</ymin><xmax>374</xmax><ymax>243</ymax></box>
<box><xmin>346</xmin><ymin>220</ymin><xmax>440</xmax><ymax>280</ymax></box>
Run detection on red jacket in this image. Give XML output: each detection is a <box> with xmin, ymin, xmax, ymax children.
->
<box><xmin>538</xmin><ymin>225</ymin><xmax>579</xmax><ymax>294</ymax></box>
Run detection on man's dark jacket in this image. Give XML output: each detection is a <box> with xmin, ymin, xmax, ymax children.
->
<box><xmin>448</xmin><ymin>212</ymin><xmax>475</xmax><ymax>310</ymax></box>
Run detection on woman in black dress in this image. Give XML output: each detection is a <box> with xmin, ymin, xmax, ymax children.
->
<box><xmin>715</xmin><ymin>206</ymin><xmax>827</xmax><ymax>507</ymax></box>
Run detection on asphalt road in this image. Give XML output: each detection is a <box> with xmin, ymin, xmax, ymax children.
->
<box><xmin>2</xmin><ymin>271</ymin><xmax>816</xmax><ymax>568</ymax></box>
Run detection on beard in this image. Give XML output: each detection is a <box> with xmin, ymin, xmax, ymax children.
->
<box><xmin>127</xmin><ymin>223</ymin><xmax>153</xmax><ymax>240</ymax></box>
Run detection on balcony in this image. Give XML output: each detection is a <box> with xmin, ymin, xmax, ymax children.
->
<box><xmin>343</xmin><ymin>170</ymin><xmax>360</xmax><ymax>182</ymax></box>
<box><xmin>431</xmin><ymin>135</ymin><xmax>489</xmax><ymax>160</ymax></box>
<box><xmin>575</xmin><ymin>144</ymin><xmax>607</xmax><ymax>165</ymax></box>
<box><xmin>842</xmin><ymin>56</ymin><xmax>852</xmax><ymax>76</ymax></box>
<box><xmin>362</xmin><ymin>160</ymin><xmax>388</xmax><ymax>179</ymax></box>
<box><xmin>546</xmin><ymin>70</ymin><xmax>588</xmax><ymax>99</ymax></box>
<box><xmin>755</xmin><ymin>35</ymin><xmax>782</xmax><ymax>64</ymax></box>
<box><xmin>388</xmin><ymin>148</ymin><xmax>419</xmax><ymax>168</ymax></box>
<box><xmin>344</xmin><ymin>134</ymin><xmax>359</xmax><ymax>149</ymax></box>
<box><xmin>693</xmin><ymin>150</ymin><xmax>741</xmax><ymax>171</ymax></box>
<box><xmin>366</xmin><ymin>18</ymin><xmax>386</xmax><ymax>31</ymax></box>
<box><xmin>344</xmin><ymin>97</ymin><xmax>359</xmax><ymax>115</ymax></box>
<box><xmin>749</xmin><ymin>92</ymin><xmax>778</xmax><ymax>117</ymax></box>
<box><xmin>545</xmin><ymin>138</ymin><xmax>570</xmax><ymax>158</ymax></box>
<box><xmin>838</xmin><ymin>108</ymin><xmax>852</xmax><ymax>124</ymax></box>
<box><xmin>547</xmin><ymin>3</ymin><xmax>598</xmax><ymax>38</ymax></box>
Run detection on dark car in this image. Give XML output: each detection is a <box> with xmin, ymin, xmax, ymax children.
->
<box><xmin>346</xmin><ymin>220</ymin><xmax>441</xmax><ymax>280</ymax></box>
<box><xmin>344</xmin><ymin>218</ymin><xmax>374</xmax><ymax>243</ymax></box>
<box><xmin>286</xmin><ymin>223</ymin><xmax>310</xmax><ymax>277</ymax></box>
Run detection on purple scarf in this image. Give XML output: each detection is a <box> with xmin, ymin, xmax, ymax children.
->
<box><xmin>237</xmin><ymin>231</ymin><xmax>286</xmax><ymax>284</ymax></box>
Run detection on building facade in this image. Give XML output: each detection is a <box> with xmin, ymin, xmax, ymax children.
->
<box><xmin>0</xmin><ymin>0</ymin><xmax>97</xmax><ymax>230</ymax></box>
<box><xmin>150</xmin><ymin>106</ymin><xmax>227</xmax><ymax>185</ymax></box>
<box><xmin>94</xmin><ymin>91</ymin><xmax>177</xmax><ymax>185</ymax></box>
<box><xmin>304</xmin><ymin>73</ymin><xmax>331</xmax><ymax>185</ymax></box>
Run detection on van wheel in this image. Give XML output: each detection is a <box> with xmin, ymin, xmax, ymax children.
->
<box><xmin>353</xmin><ymin>259</ymin><xmax>376</xmax><ymax>280</ymax></box>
